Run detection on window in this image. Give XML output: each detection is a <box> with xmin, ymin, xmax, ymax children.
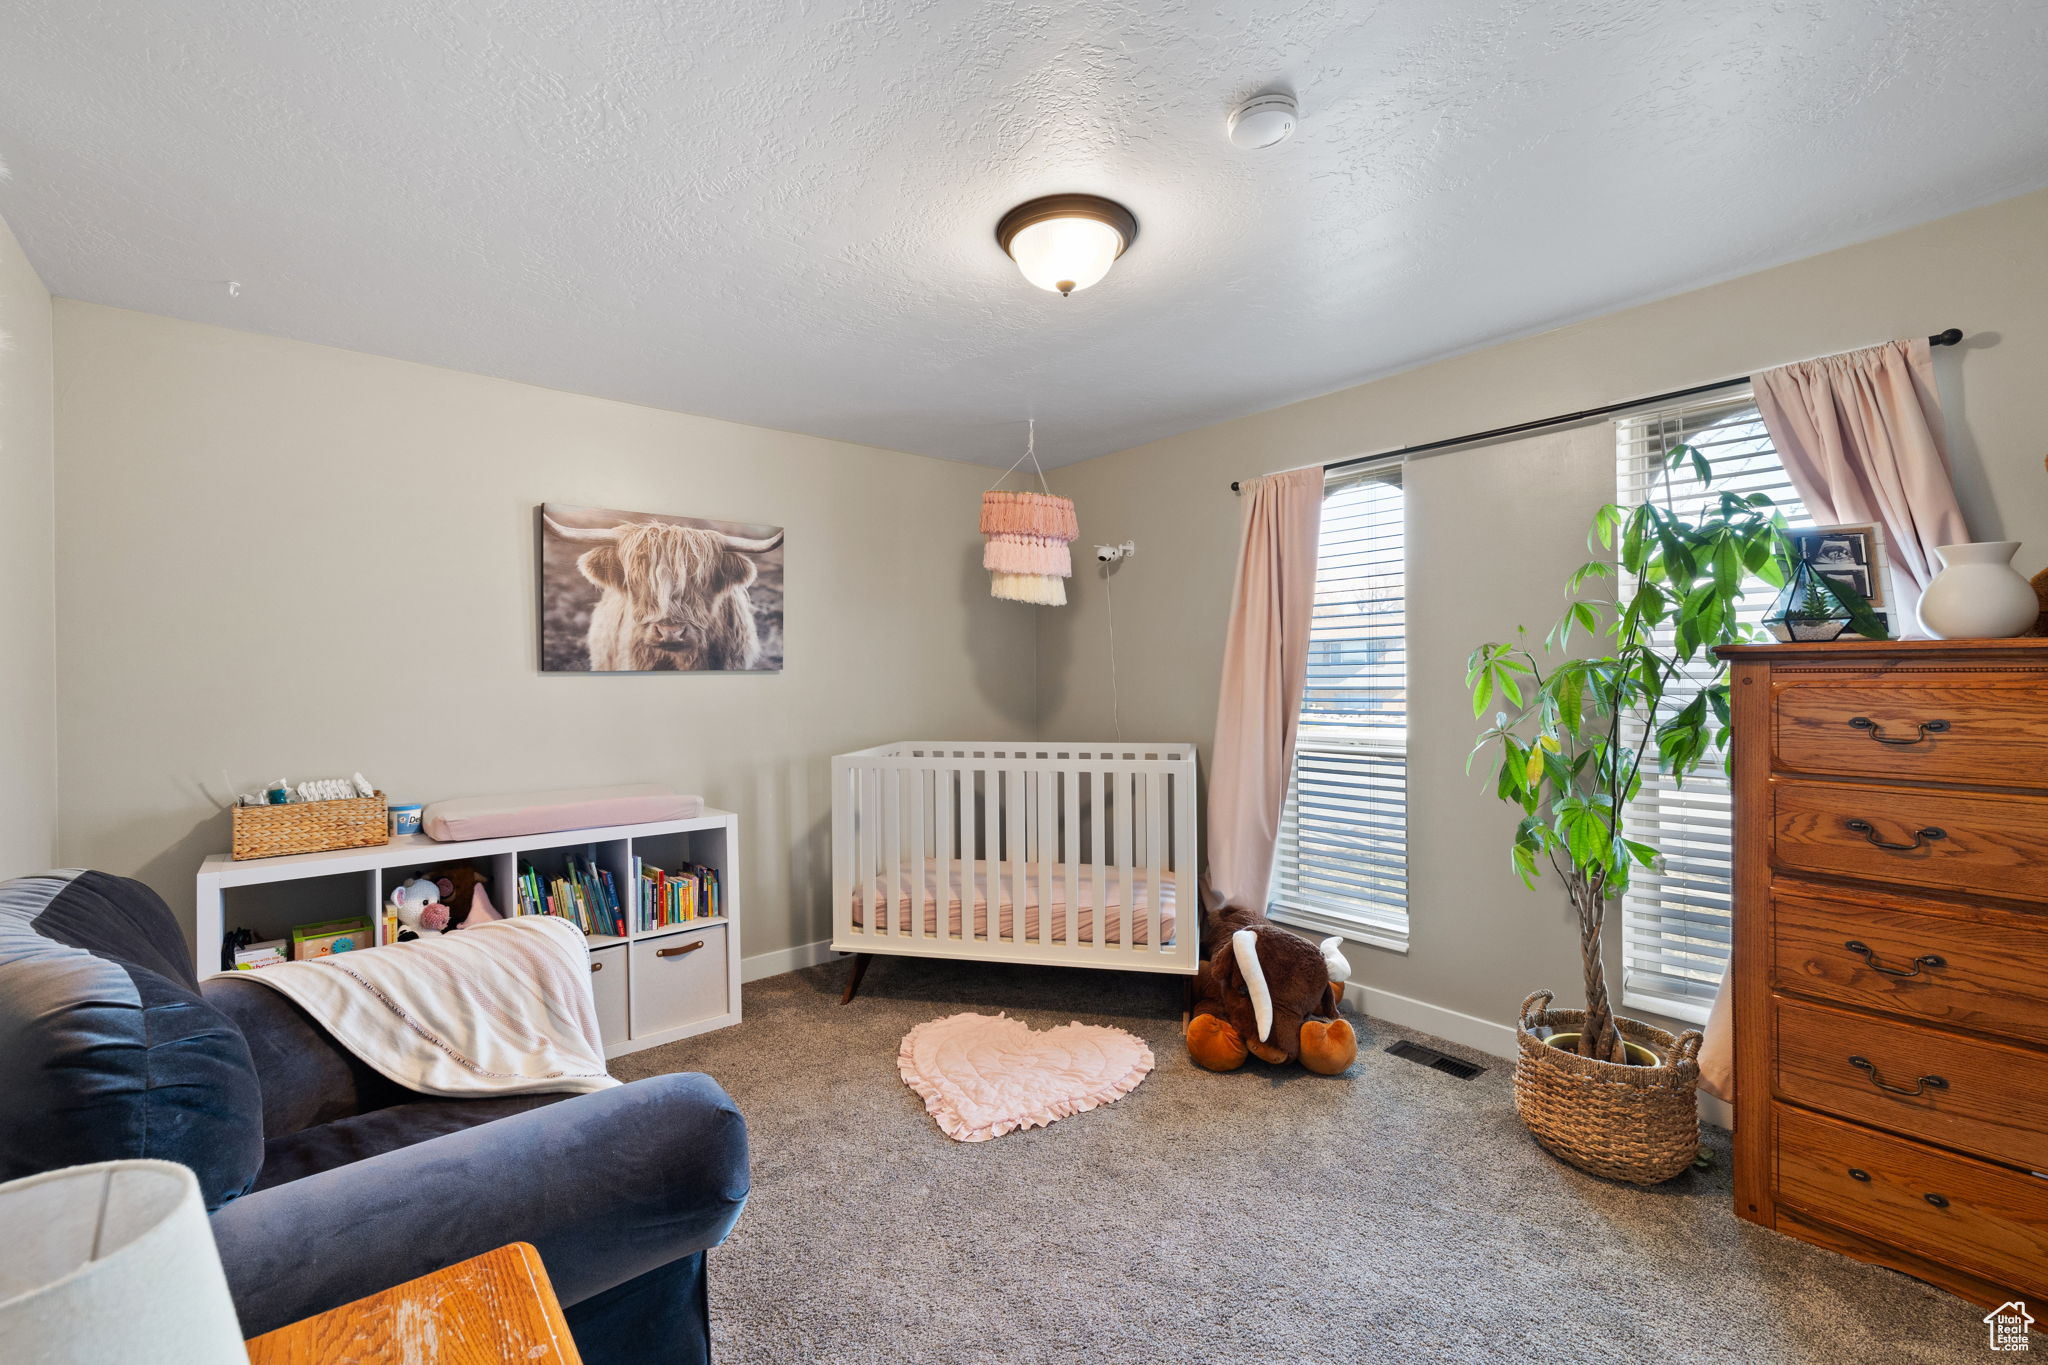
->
<box><xmin>1615</xmin><ymin>393</ymin><xmax>1810</xmax><ymax>1021</ymax></box>
<box><xmin>1269</xmin><ymin>466</ymin><xmax>1409</xmax><ymax>950</ymax></box>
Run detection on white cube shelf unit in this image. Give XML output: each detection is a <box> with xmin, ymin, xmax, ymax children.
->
<box><xmin>194</xmin><ymin>810</ymin><xmax>741</xmax><ymax>1058</ymax></box>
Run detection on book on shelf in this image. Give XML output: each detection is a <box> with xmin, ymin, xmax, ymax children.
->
<box><xmin>512</xmin><ymin>846</ymin><xmax>626</xmax><ymax>938</ymax></box>
<box><xmin>633</xmin><ymin>855</ymin><xmax>719</xmax><ymax>933</ymax></box>
<box><xmin>232</xmin><ymin>938</ymin><xmax>289</xmax><ymax>971</ymax></box>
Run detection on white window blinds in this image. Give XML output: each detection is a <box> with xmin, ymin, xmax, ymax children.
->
<box><xmin>1270</xmin><ymin>466</ymin><xmax>1409</xmax><ymax>949</ymax></box>
<box><xmin>1615</xmin><ymin>393</ymin><xmax>1810</xmax><ymax>1021</ymax></box>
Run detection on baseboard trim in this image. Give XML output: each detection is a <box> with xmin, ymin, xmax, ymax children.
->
<box><xmin>1344</xmin><ymin>980</ymin><xmax>1734</xmax><ymax>1130</ymax></box>
<box><xmin>741</xmin><ymin>937</ymin><xmax>837</xmax><ymax>984</ymax></box>
<box><xmin>1342</xmin><ymin>981</ymin><xmax>1518</xmax><ymax>1059</ymax></box>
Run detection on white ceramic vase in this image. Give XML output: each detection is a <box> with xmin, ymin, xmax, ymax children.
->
<box><xmin>1916</xmin><ymin>541</ymin><xmax>2039</xmax><ymax>640</ymax></box>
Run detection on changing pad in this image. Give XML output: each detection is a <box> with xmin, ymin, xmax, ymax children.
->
<box><xmin>422</xmin><ymin>784</ymin><xmax>703</xmax><ymax>842</ymax></box>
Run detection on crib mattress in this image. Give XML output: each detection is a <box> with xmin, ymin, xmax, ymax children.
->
<box><xmin>848</xmin><ymin>860</ymin><xmax>1178</xmax><ymax>946</ymax></box>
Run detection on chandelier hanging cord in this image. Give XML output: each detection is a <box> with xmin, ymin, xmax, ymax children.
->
<box><xmin>987</xmin><ymin>418</ymin><xmax>1052</xmax><ymax>495</ymax></box>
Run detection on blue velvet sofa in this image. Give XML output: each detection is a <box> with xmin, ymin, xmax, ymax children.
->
<box><xmin>0</xmin><ymin>870</ymin><xmax>749</xmax><ymax>1363</ymax></box>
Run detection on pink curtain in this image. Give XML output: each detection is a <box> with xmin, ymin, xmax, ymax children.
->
<box><xmin>1751</xmin><ymin>337</ymin><xmax>1968</xmax><ymax>597</ymax></box>
<box><xmin>1204</xmin><ymin>466</ymin><xmax>1322</xmax><ymax>914</ymax></box>
<box><xmin>1699</xmin><ymin>337</ymin><xmax>1968</xmax><ymax>1104</ymax></box>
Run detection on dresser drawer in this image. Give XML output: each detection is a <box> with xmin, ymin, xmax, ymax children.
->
<box><xmin>629</xmin><ymin>925</ymin><xmax>729</xmax><ymax>1039</ymax></box>
<box><xmin>1775</xmin><ymin>676</ymin><xmax>2048</xmax><ymax>787</ymax></box>
<box><xmin>1771</xmin><ymin>885</ymin><xmax>2048</xmax><ymax>1047</ymax></box>
<box><xmin>588</xmin><ymin>944</ymin><xmax>627</xmax><ymax>1048</ymax></box>
<box><xmin>1772</xmin><ymin>779</ymin><xmax>2048</xmax><ymax>904</ymax></box>
<box><xmin>1776</xmin><ymin>1104</ymin><xmax>2048</xmax><ymax>1297</ymax></box>
<box><xmin>1774</xmin><ymin>995</ymin><xmax>2048</xmax><ymax>1171</ymax></box>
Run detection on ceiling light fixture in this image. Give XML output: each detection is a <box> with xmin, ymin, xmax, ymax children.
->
<box><xmin>995</xmin><ymin>194</ymin><xmax>1138</xmax><ymax>297</ymax></box>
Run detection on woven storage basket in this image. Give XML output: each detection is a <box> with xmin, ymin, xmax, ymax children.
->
<box><xmin>1513</xmin><ymin>989</ymin><xmax>1703</xmax><ymax>1185</ymax></box>
<box><xmin>231</xmin><ymin>793</ymin><xmax>390</xmax><ymax>861</ymax></box>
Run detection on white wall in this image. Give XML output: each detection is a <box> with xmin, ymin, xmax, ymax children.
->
<box><xmin>1040</xmin><ymin>187</ymin><xmax>2048</xmax><ymax>1046</ymax></box>
<box><xmin>0</xmin><ymin>211</ymin><xmax>56</xmax><ymax>879</ymax></box>
<box><xmin>52</xmin><ymin>302</ymin><xmax>1038</xmax><ymax>958</ymax></box>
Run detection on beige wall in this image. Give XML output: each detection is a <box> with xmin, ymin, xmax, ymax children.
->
<box><xmin>1040</xmin><ymin>187</ymin><xmax>2048</xmax><ymax>1041</ymax></box>
<box><xmin>52</xmin><ymin>302</ymin><xmax>1037</xmax><ymax>959</ymax></box>
<box><xmin>0</xmin><ymin>212</ymin><xmax>56</xmax><ymax>879</ymax></box>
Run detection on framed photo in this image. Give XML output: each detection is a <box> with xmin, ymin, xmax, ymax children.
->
<box><xmin>539</xmin><ymin>502</ymin><xmax>784</xmax><ymax>673</ymax></box>
<box><xmin>1787</xmin><ymin>523</ymin><xmax>1887</xmax><ymax>609</ymax></box>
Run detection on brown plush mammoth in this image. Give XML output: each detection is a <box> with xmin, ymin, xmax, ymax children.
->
<box><xmin>1186</xmin><ymin>905</ymin><xmax>1357</xmax><ymax>1075</ymax></box>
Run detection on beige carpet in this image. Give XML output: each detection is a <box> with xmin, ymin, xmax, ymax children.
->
<box><xmin>613</xmin><ymin>955</ymin><xmax>2001</xmax><ymax>1364</ymax></box>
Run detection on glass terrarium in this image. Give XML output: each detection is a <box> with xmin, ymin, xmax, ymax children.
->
<box><xmin>1763</xmin><ymin>560</ymin><xmax>1862</xmax><ymax>641</ymax></box>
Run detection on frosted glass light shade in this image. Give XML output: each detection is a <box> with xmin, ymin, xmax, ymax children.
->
<box><xmin>995</xmin><ymin>194</ymin><xmax>1139</xmax><ymax>297</ymax></box>
<box><xmin>0</xmin><ymin>1160</ymin><xmax>246</xmax><ymax>1364</ymax></box>
<box><xmin>1008</xmin><ymin>217</ymin><xmax>1124</xmax><ymax>295</ymax></box>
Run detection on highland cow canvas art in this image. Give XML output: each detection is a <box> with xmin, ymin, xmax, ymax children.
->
<box><xmin>540</xmin><ymin>502</ymin><xmax>785</xmax><ymax>672</ymax></box>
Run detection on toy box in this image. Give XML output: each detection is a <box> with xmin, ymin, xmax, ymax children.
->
<box><xmin>291</xmin><ymin>916</ymin><xmax>371</xmax><ymax>960</ymax></box>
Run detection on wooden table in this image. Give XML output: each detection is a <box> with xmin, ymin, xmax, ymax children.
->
<box><xmin>244</xmin><ymin>1242</ymin><xmax>582</xmax><ymax>1364</ymax></box>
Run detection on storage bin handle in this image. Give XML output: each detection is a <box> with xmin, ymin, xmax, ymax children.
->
<box><xmin>657</xmin><ymin>940</ymin><xmax>706</xmax><ymax>959</ymax></box>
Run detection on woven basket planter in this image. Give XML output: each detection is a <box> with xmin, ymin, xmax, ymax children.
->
<box><xmin>231</xmin><ymin>793</ymin><xmax>390</xmax><ymax>861</ymax></box>
<box><xmin>1513</xmin><ymin>989</ymin><xmax>1703</xmax><ymax>1185</ymax></box>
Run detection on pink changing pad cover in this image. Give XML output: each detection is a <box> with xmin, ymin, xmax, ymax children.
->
<box><xmin>423</xmin><ymin>784</ymin><xmax>703</xmax><ymax>842</ymax></box>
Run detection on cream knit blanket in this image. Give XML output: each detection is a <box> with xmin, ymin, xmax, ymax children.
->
<box><xmin>243</xmin><ymin>915</ymin><xmax>617</xmax><ymax>1097</ymax></box>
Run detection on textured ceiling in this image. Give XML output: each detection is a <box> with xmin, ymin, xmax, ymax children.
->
<box><xmin>5</xmin><ymin>2</ymin><xmax>2047</xmax><ymax>467</ymax></box>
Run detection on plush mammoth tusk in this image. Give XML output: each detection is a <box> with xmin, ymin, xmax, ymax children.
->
<box><xmin>543</xmin><ymin>515</ymin><xmax>623</xmax><ymax>544</ymax></box>
<box><xmin>1232</xmin><ymin>928</ymin><xmax>1273</xmax><ymax>1043</ymax></box>
<box><xmin>1320</xmin><ymin>936</ymin><xmax>1352</xmax><ymax>984</ymax></box>
<box><xmin>718</xmin><ymin>529</ymin><xmax>785</xmax><ymax>554</ymax></box>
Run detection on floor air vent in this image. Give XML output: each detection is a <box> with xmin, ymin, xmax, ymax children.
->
<box><xmin>1385</xmin><ymin>1040</ymin><xmax>1485</xmax><ymax>1079</ymax></box>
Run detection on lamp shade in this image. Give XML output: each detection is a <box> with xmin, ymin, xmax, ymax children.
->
<box><xmin>994</xmin><ymin>194</ymin><xmax>1138</xmax><ymax>296</ymax></box>
<box><xmin>1006</xmin><ymin>216</ymin><xmax>1123</xmax><ymax>295</ymax></box>
<box><xmin>0</xmin><ymin>1160</ymin><xmax>245</xmax><ymax>1364</ymax></box>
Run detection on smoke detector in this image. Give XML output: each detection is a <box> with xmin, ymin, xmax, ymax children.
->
<box><xmin>1228</xmin><ymin>93</ymin><xmax>1298</xmax><ymax>149</ymax></box>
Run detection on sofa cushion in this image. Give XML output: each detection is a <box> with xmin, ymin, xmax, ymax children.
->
<box><xmin>0</xmin><ymin>871</ymin><xmax>265</xmax><ymax>1210</ymax></box>
<box><xmin>204</xmin><ymin>974</ymin><xmax>409</xmax><ymax>1139</ymax></box>
<box><xmin>254</xmin><ymin>1092</ymin><xmax>569</xmax><ymax>1191</ymax></box>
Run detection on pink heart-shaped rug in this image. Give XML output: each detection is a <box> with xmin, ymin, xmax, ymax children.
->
<box><xmin>899</xmin><ymin>1012</ymin><xmax>1153</xmax><ymax>1143</ymax></box>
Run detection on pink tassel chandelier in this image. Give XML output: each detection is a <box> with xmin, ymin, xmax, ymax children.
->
<box><xmin>981</xmin><ymin>422</ymin><xmax>1076</xmax><ymax>606</ymax></box>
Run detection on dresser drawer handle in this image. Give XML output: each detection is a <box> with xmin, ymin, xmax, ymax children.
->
<box><xmin>1924</xmin><ymin>1192</ymin><xmax>1951</xmax><ymax>1209</ymax></box>
<box><xmin>1847</xmin><ymin>716</ymin><xmax>1950</xmax><ymax>745</ymax></box>
<box><xmin>1843</xmin><ymin>941</ymin><xmax>1946</xmax><ymax>978</ymax></box>
<box><xmin>656</xmin><ymin>940</ymin><xmax>706</xmax><ymax>959</ymax></box>
<box><xmin>1844</xmin><ymin>819</ymin><xmax>1945</xmax><ymax>852</ymax></box>
<box><xmin>1847</xmin><ymin>1167</ymin><xmax>1872</xmax><ymax>1182</ymax></box>
<box><xmin>1849</xmin><ymin>1055</ymin><xmax>1949</xmax><ymax>1097</ymax></box>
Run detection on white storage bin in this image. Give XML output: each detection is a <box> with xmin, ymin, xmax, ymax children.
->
<box><xmin>587</xmin><ymin>943</ymin><xmax>628</xmax><ymax>1047</ymax></box>
<box><xmin>630</xmin><ymin>925</ymin><xmax>730</xmax><ymax>1039</ymax></box>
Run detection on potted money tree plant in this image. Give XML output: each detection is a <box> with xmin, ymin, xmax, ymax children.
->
<box><xmin>1465</xmin><ymin>442</ymin><xmax>1789</xmax><ymax>1183</ymax></box>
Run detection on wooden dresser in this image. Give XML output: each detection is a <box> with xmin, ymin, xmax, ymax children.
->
<box><xmin>1723</xmin><ymin>637</ymin><xmax>2048</xmax><ymax>1310</ymax></box>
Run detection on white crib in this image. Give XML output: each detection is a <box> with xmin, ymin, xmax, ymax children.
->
<box><xmin>831</xmin><ymin>741</ymin><xmax>1199</xmax><ymax>981</ymax></box>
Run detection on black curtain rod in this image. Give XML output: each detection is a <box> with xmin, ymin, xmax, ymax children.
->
<box><xmin>1229</xmin><ymin>328</ymin><xmax>1964</xmax><ymax>491</ymax></box>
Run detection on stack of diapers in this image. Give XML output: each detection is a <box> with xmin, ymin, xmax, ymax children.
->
<box><xmin>981</xmin><ymin>491</ymin><xmax>1078</xmax><ymax>606</ymax></box>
